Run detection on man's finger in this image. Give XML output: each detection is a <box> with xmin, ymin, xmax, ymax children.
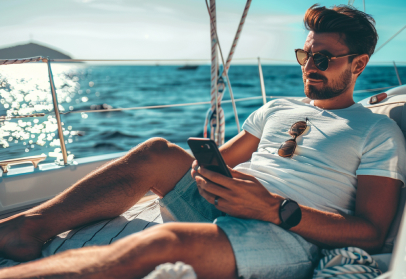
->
<box><xmin>213</xmin><ymin>195</ymin><xmax>221</xmax><ymax>207</ymax></box>
<box><xmin>197</xmin><ymin>167</ymin><xmax>236</xmax><ymax>189</ymax></box>
<box><xmin>192</xmin><ymin>160</ymin><xmax>199</xmax><ymax>170</ymax></box>
<box><xmin>197</xmin><ymin>185</ymin><xmax>224</xmax><ymax>208</ymax></box>
<box><xmin>195</xmin><ymin>176</ymin><xmax>231</xmax><ymax>198</ymax></box>
<box><xmin>191</xmin><ymin>160</ymin><xmax>200</xmax><ymax>179</ymax></box>
<box><xmin>196</xmin><ymin>183</ymin><xmax>216</xmax><ymax>203</ymax></box>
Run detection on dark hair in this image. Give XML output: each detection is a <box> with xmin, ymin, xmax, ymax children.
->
<box><xmin>304</xmin><ymin>4</ymin><xmax>378</xmax><ymax>60</ymax></box>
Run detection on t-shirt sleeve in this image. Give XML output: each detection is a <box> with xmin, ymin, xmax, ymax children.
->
<box><xmin>356</xmin><ymin>117</ymin><xmax>406</xmax><ymax>186</ymax></box>
<box><xmin>242</xmin><ymin>100</ymin><xmax>276</xmax><ymax>139</ymax></box>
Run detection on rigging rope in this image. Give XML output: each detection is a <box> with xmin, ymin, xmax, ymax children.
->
<box><xmin>1</xmin><ymin>57</ymin><xmax>404</xmax><ymax>65</ymax></box>
<box><xmin>216</xmin><ymin>0</ymin><xmax>252</xmax><ymax>144</ymax></box>
<box><xmin>0</xmin><ymin>89</ymin><xmax>399</xmax><ymax>120</ymax></box>
<box><xmin>206</xmin><ymin>0</ymin><xmax>220</xmax><ymax>144</ymax></box>
<box><xmin>0</xmin><ymin>56</ymin><xmax>43</xmax><ymax>65</ymax></box>
<box><xmin>62</xmin><ymin>97</ymin><xmax>269</xmax><ymax>114</ymax></box>
<box><xmin>223</xmin><ymin>0</ymin><xmax>252</xmax><ymax>75</ymax></box>
<box><xmin>52</xmin><ymin>58</ymin><xmax>209</xmax><ymax>62</ymax></box>
<box><xmin>204</xmin><ymin>0</ymin><xmax>250</xmax><ymax>145</ymax></box>
<box><xmin>375</xmin><ymin>25</ymin><xmax>406</xmax><ymax>54</ymax></box>
<box><xmin>60</xmin><ymin>96</ymin><xmax>269</xmax><ymax>115</ymax></box>
<box><xmin>0</xmin><ymin>86</ymin><xmax>398</xmax><ymax>121</ymax></box>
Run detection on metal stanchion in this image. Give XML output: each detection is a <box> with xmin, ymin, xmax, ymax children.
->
<box><xmin>45</xmin><ymin>57</ymin><xmax>68</xmax><ymax>165</ymax></box>
<box><xmin>258</xmin><ymin>57</ymin><xmax>267</xmax><ymax>105</ymax></box>
<box><xmin>393</xmin><ymin>61</ymin><xmax>402</xmax><ymax>85</ymax></box>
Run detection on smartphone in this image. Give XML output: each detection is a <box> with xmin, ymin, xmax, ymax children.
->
<box><xmin>187</xmin><ymin>137</ymin><xmax>232</xmax><ymax>178</ymax></box>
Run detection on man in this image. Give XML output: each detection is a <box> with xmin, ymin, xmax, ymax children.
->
<box><xmin>0</xmin><ymin>4</ymin><xmax>405</xmax><ymax>279</ymax></box>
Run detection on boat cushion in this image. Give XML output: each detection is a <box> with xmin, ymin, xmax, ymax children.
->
<box><xmin>367</xmin><ymin>101</ymin><xmax>406</xmax><ymax>253</ymax></box>
<box><xmin>368</xmin><ymin>101</ymin><xmax>406</xmax><ymax>137</ymax></box>
<box><xmin>298</xmin><ymin>98</ymin><xmax>406</xmax><ymax>253</ymax></box>
<box><xmin>371</xmin><ymin>253</ymin><xmax>392</xmax><ymax>273</ymax></box>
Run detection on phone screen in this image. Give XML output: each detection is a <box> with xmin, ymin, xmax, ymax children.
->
<box><xmin>187</xmin><ymin>138</ymin><xmax>232</xmax><ymax>177</ymax></box>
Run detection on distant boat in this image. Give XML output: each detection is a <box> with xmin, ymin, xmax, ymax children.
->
<box><xmin>177</xmin><ymin>65</ymin><xmax>199</xmax><ymax>70</ymax></box>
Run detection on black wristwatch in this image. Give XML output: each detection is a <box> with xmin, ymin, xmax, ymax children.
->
<box><xmin>279</xmin><ymin>199</ymin><xmax>302</xmax><ymax>230</ymax></box>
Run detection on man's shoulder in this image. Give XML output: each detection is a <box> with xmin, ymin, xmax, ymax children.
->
<box><xmin>353</xmin><ymin>105</ymin><xmax>400</xmax><ymax>128</ymax></box>
<box><xmin>368</xmin><ymin>113</ymin><xmax>403</xmax><ymax>135</ymax></box>
<box><xmin>355</xmin><ymin>107</ymin><xmax>406</xmax><ymax>147</ymax></box>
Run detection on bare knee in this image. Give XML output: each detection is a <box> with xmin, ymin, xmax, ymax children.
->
<box><xmin>144</xmin><ymin>137</ymin><xmax>172</xmax><ymax>156</ymax></box>
<box><xmin>127</xmin><ymin>137</ymin><xmax>183</xmax><ymax>161</ymax></box>
<box><xmin>103</xmin><ymin>224</ymin><xmax>194</xmax><ymax>278</ymax></box>
<box><xmin>112</xmin><ymin>223</ymin><xmax>184</xmax><ymax>262</ymax></box>
<box><xmin>112</xmin><ymin>223</ymin><xmax>237</xmax><ymax>279</ymax></box>
<box><xmin>135</xmin><ymin>223</ymin><xmax>210</xmax><ymax>258</ymax></box>
<box><xmin>118</xmin><ymin>138</ymin><xmax>193</xmax><ymax>197</ymax></box>
<box><xmin>141</xmin><ymin>223</ymin><xmax>183</xmax><ymax>254</ymax></box>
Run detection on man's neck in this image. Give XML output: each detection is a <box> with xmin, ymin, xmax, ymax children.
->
<box><xmin>312</xmin><ymin>86</ymin><xmax>356</xmax><ymax>110</ymax></box>
<box><xmin>313</xmin><ymin>98</ymin><xmax>355</xmax><ymax>110</ymax></box>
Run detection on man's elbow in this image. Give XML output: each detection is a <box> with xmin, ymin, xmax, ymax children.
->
<box><xmin>362</xmin><ymin>240</ymin><xmax>384</xmax><ymax>254</ymax></box>
<box><xmin>360</xmin><ymin>227</ymin><xmax>386</xmax><ymax>254</ymax></box>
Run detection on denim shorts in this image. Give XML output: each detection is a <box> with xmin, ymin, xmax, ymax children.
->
<box><xmin>159</xmin><ymin>169</ymin><xmax>320</xmax><ymax>279</ymax></box>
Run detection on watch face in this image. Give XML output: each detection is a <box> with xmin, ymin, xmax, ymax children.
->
<box><xmin>280</xmin><ymin>200</ymin><xmax>302</xmax><ymax>227</ymax></box>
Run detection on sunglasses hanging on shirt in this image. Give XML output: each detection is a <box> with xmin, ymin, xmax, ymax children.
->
<box><xmin>278</xmin><ymin>118</ymin><xmax>308</xmax><ymax>158</ymax></box>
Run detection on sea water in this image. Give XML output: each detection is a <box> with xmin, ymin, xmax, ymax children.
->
<box><xmin>0</xmin><ymin>64</ymin><xmax>404</xmax><ymax>163</ymax></box>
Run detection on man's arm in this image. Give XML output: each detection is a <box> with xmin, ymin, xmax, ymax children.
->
<box><xmin>291</xmin><ymin>175</ymin><xmax>401</xmax><ymax>253</ymax></box>
<box><xmin>192</xmin><ymin>166</ymin><xmax>402</xmax><ymax>253</ymax></box>
<box><xmin>219</xmin><ymin>130</ymin><xmax>260</xmax><ymax>168</ymax></box>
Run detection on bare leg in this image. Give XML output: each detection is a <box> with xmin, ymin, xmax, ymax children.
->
<box><xmin>0</xmin><ymin>223</ymin><xmax>237</xmax><ymax>279</ymax></box>
<box><xmin>0</xmin><ymin>138</ymin><xmax>194</xmax><ymax>261</ymax></box>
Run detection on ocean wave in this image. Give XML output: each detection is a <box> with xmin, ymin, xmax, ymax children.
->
<box><xmin>0</xmin><ymin>65</ymin><xmax>398</xmax><ymax>161</ymax></box>
<box><xmin>96</xmin><ymin>131</ymin><xmax>141</xmax><ymax>140</ymax></box>
<box><xmin>92</xmin><ymin>142</ymin><xmax>126</xmax><ymax>150</ymax></box>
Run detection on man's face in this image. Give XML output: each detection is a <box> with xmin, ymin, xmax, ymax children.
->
<box><xmin>302</xmin><ymin>31</ymin><xmax>354</xmax><ymax>100</ymax></box>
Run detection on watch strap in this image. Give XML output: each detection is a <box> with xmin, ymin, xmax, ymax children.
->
<box><xmin>279</xmin><ymin>199</ymin><xmax>302</xmax><ymax>230</ymax></box>
<box><xmin>279</xmin><ymin>219</ymin><xmax>294</xmax><ymax>230</ymax></box>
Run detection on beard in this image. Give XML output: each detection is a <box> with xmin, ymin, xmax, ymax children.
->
<box><xmin>303</xmin><ymin>68</ymin><xmax>352</xmax><ymax>100</ymax></box>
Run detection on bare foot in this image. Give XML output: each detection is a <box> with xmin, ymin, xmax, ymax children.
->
<box><xmin>0</xmin><ymin>215</ymin><xmax>45</xmax><ymax>262</ymax></box>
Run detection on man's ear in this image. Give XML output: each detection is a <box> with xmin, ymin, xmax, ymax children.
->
<box><xmin>352</xmin><ymin>54</ymin><xmax>369</xmax><ymax>76</ymax></box>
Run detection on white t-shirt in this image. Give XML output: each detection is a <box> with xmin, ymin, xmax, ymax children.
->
<box><xmin>235</xmin><ymin>98</ymin><xmax>406</xmax><ymax>215</ymax></box>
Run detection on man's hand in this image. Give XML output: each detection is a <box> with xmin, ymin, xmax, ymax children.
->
<box><xmin>191</xmin><ymin>160</ymin><xmax>283</xmax><ymax>224</ymax></box>
<box><xmin>191</xmin><ymin>162</ymin><xmax>402</xmax><ymax>253</ymax></box>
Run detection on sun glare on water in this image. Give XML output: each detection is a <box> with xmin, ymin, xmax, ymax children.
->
<box><xmin>0</xmin><ymin>63</ymin><xmax>88</xmax><ymax>163</ymax></box>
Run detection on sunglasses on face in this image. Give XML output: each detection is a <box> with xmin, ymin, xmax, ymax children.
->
<box><xmin>295</xmin><ymin>49</ymin><xmax>358</xmax><ymax>71</ymax></box>
<box><xmin>278</xmin><ymin>118</ymin><xmax>308</xmax><ymax>158</ymax></box>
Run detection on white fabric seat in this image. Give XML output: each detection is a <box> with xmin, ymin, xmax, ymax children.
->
<box><xmin>301</xmin><ymin>97</ymin><xmax>406</xmax><ymax>254</ymax></box>
<box><xmin>367</xmin><ymin>101</ymin><xmax>406</xmax><ymax>254</ymax></box>
<box><xmin>372</xmin><ymin>253</ymin><xmax>392</xmax><ymax>273</ymax></box>
<box><xmin>362</xmin><ymin>100</ymin><xmax>406</xmax><ymax>274</ymax></box>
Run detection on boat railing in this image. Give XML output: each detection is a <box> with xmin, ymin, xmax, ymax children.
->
<box><xmin>0</xmin><ymin>56</ymin><xmax>404</xmax><ymax>171</ymax></box>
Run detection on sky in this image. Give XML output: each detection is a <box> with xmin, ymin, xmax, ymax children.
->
<box><xmin>0</xmin><ymin>0</ymin><xmax>405</xmax><ymax>64</ymax></box>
